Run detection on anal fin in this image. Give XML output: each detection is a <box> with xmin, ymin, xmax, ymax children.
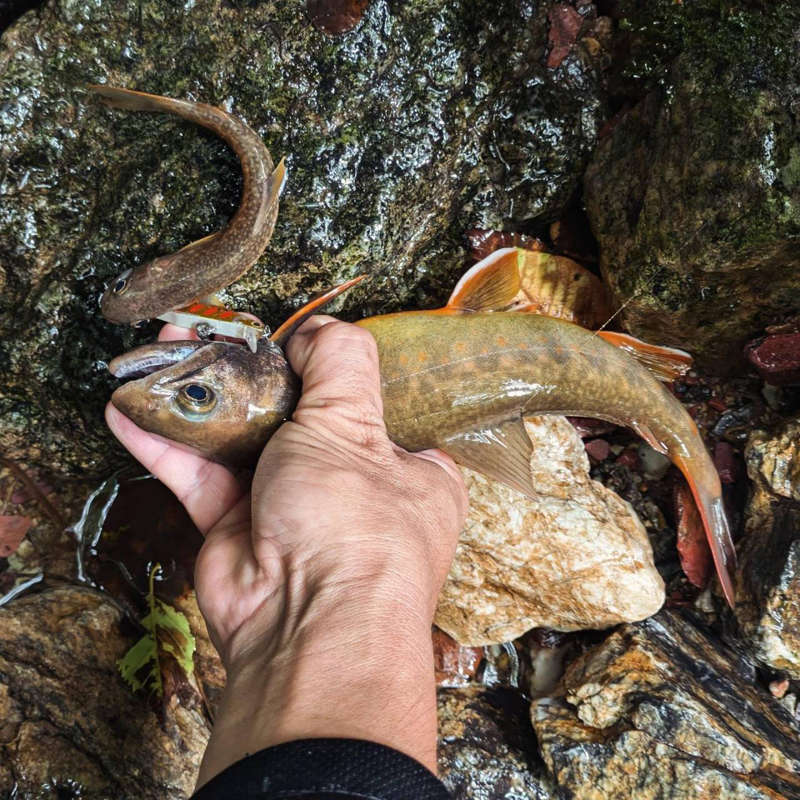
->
<box><xmin>441</xmin><ymin>417</ymin><xmax>535</xmax><ymax>498</ymax></box>
<box><xmin>596</xmin><ymin>331</ymin><xmax>692</xmax><ymax>382</ymax></box>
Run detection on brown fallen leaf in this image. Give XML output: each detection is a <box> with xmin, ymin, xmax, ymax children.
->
<box><xmin>0</xmin><ymin>515</ymin><xmax>32</xmax><ymax>558</ymax></box>
<box><xmin>547</xmin><ymin>4</ymin><xmax>584</xmax><ymax>69</ymax></box>
<box><xmin>674</xmin><ymin>483</ymin><xmax>711</xmax><ymax>589</ymax></box>
<box><xmin>307</xmin><ymin>0</ymin><xmax>370</xmax><ymax>34</ymax></box>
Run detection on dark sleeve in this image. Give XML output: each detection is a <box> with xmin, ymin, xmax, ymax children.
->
<box><xmin>191</xmin><ymin>738</ymin><xmax>453</xmax><ymax>800</ymax></box>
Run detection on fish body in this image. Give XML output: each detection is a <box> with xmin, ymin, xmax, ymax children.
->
<box><xmin>90</xmin><ymin>86</ymin><xmax>285</xmax><ymax>324</ymax></box>
<box><xmin>110</xmin><ymin>305</ymin><xmax>736</xmax><ymax>605</ymax></box>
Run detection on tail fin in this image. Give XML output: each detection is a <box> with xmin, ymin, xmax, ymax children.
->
<box><xmin>676</xmin><ymin>458</ymin><xmax>737</xmax><ymax>607</ymax></box>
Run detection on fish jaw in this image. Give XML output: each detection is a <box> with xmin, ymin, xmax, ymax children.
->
<box><xmin>110</xmin><ymin>339</ymin><xmax>300</xmax><ymax>466</ymax></box>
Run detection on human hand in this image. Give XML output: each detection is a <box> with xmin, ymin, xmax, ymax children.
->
<box><xmin>106</xmin><ymin>316</ymin><xmax>468</xmax><ymax>783</ymax></box>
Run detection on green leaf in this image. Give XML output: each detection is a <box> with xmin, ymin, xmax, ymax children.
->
<box><xmin>117</xmin><ymin>563</ymin><xmax>196</xmax><ymax>696</ymax></box>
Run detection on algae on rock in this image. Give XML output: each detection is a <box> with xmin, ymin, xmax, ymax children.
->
<box><xmin>0</xmin><ymin>0</ymin><xmax>606</xmax><ymax>477</ymax></box>
<box><xmin>585</xmin><ymin>1</ymin><xmax>800</xmax><ymax>371</ymax></box>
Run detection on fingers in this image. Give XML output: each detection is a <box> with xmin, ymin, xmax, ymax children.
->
<box><xmin>286</xmin><ymin>316</ymin><xmax>387</xmax><ymax>443</ymax></box>
<box><xmin>158</xmin><ymin>323</ymin><xmax>199</xmax><ymax>342</ymax></box>
<box><xmin>105</xmin><ymin>403</ymin><xmax>246</xmax><ymax>534</ymax></box>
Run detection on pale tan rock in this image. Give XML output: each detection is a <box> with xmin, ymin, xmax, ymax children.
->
<box><xmin>435</xmin><ymin>417</ymin><xmax>664</xmax><ymax>645</ymax></box>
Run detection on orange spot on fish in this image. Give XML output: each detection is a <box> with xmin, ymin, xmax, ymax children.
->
<box><xmin>455</xmin><ymin>341</ymin><xmax>467</xmax><ymax>353</ymax></box>
<box><xmin>496</xmin><ymin>335</ymin><xmax>508</xmax><ymax>347</ymax></box>
<box><xmin>399</xmin><ymin>353</ymin><xmax>410</xmax><ymax>366</ymax></box>
<box><xmin>417</xmin><ymin>351</ymin><xmax>429</xmax><ymax>363</ymax></box>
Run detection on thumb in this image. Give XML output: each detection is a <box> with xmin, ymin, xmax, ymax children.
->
<box><xmin>285</xmin><ymin>316</ymin><xmax>387</xmax><ymax>445</ymax></box>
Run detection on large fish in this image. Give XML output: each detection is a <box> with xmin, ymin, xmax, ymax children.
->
<box><xmin>108</xmin><ymin>250</ymin><xmax>737</xmax><ymax>605</ymax></box>
<box><xmin>89</xmin><ymin>86</ymin><xmax>285</xmax><ymax>324</ymax></box>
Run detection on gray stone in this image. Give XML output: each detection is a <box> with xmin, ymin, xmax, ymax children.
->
<box><xmin>584</xmin><ymin>1</ymin><xmax>800</xmax><ymax>372</ymax></box>
<box><xmin>0</xmin><ymin>0</ymin><xmax>607</xmax><ymax>477</ymax></box>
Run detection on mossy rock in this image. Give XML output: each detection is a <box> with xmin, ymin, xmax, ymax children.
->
<box><xmin>0</xmin><ymin>0</ymin><xmax>605</xmax><ymax>478</ymax></box>
<box><xmin>585</xmin><ymin>1</ymin><xmax>800</xmax><ymax>372</ymax></box>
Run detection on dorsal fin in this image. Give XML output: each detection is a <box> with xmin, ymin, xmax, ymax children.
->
<box><xmin>269</xmin><ymin>275</ymin><xmax>367</xmax><ymax>348</ymax></box>
<box><xmin>446</xmin><ymin>248</ymin><xmax>521</xmax><ymax>311</ymax></box>
<box><xmin>178</xmin><ymin>231</ymin><xmax>222</xmax><ymax>253</ymax></box>
<box><xmin>596</xmin><ymin>331</ymin><xmax>692</xmax><ymax>382</ymax></box>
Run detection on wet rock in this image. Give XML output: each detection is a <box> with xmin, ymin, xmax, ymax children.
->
<box><xmin>0</xmin><ymin>0</ymin><xmax>606</xmax><ymax>478</ymax></box>
<box><xmin>435</xmin><ymin>417</ymin><xmax>664</xmax><ymax>644</ymax></box>
<box><xmin>745</xmin><ymin>332</ymin><xmax>800</xmax><ymax>386</ymax></box>
<box><xmin>585</xmin><ymin>2</ymin><xmax>800</xmax><ymax>372</ymax></box>
<box><xmin>438</xmin><ymin>686</ymin><xmax>555</xmax><ymax>800</ymax></box>
<box><xmin>0</xmin><ymin>586</ymin><xmax>213</xmax><ymax>799</ymax></box>
<box><xmin>531</xmin><ymin>610</ymin><xmax>800</xmax><ymax>800</ymax></box>
<box><xmin>432</xmin><ymin>627</ymin><xmax>483</xmax><ymax>688</ymax></box>
<box><xmin>735</xmin><ymin>417</ymin><xmax>800</xmax><ymax>678</ymax></box>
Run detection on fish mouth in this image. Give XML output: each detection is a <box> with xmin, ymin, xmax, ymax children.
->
<box><xmin>108</xmin><ymin>340</ymin><xmax>218</xmax><ymax>380</ymax></box>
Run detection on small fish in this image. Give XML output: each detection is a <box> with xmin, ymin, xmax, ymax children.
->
<box><xmin>108</xmin><ymin>249</ymin><xmax>736</xmax><ymax>605</ymax></box>
<box><xmin>89</xmin><ymin>86</ymin><xmax>285</xmax><ymax>325</ymax></box>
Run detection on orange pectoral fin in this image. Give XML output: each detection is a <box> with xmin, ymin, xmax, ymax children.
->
<box><xmin>596</xmin><ymin>331</ymin><xmax>693</xmax><ymax>382</ymax></box>
<box><xmin>269</xmin><ymin>275</ymin><xmax>367</xmax><ymax>348</ymax></box>
<box><xmin>446</xmin><ymin>248</ymin><xmax>521</xmax><ymax>311</ymax></box>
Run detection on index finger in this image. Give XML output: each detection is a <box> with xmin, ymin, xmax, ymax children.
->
<box><xmin>105</xmin><ymin>403</ymin><xmax>247</xmax><ymax>533</ymax></box>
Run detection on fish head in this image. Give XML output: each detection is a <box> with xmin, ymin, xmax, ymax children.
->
<box><xmin>109</xmin><ymin>338</ymin><xmax>299</xmax><ymax>466</ymax></box>
<box><xmin>100</xmin><ymin>254</ymin><xmax>178</xmax><ymax>324</ymax></box>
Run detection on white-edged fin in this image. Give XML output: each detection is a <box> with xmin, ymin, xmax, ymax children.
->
<box><xmin>596</xmin><ymin>331</ymin><xmax>693</xmax><ymax>382</ymax></box>
<box><xmin>442</xmin><ymin>417</ymin><xmax>534</xmax><ymax>498</ymax></box>
<box><xmin>447</xmin><ymin>248</ymin><xmax>521</xmax><ymax>311</ymax></box>
<box><xmin>631</xmin><ymin>420</ymin><xmax>670</xmax><ymax>455</ymax></box>
<box><xmin>270</xmin><ymin>157</ymin><xmax>287</xmax><ymax>198</ymax></box>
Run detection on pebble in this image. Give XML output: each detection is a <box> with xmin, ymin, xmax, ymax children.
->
<box><xmin>744</xmin><ymin>332</ymin><xmax>800</xmax><ymax>385</ymax></box>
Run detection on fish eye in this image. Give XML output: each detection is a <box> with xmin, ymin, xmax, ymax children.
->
<box><xmin>177</xmin><ymin>383</ymin><xmax>217</xmax><ymax>416</ymax></box>
<box><xmin>111</xmin><ymin>269</ymin><xmax>133</xmax><ymax>295</ymax></box>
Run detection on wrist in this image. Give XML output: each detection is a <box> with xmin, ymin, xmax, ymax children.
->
<box><xmin>197</xmin><ymin>570</ymin><xmax>440</xmax><ymax>788</ymax></box>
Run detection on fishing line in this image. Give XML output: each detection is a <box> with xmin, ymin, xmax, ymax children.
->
<box><xmin>593</xmin><ymin>286</ymin><xmax>643</xmax><ymax>334</ymax></box>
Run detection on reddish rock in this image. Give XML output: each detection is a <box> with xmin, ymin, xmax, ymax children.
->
<box><xmin>585</xmin><ymin>438</ymin><xmax>611</xmax><ymax>461</ymax></box>
<box><xmin>674</xmin><ymin>483</ymin><xmax>712</xmax><ymax>589</ymax></box>
<box><xmin>713</xmin><ymin>441</ymin><xmax>739</xmax><ymax>485</ymax></box>
<box><xmin>0</xmin><ymin>515</ymin><xmax>31</xmax><ymax>558</ymax></box>
<box><xmin>615</xmin><ymin>447</ymin><xmax>640</xmax><ymax>470</ymax></box>
<box><xmin>745</xmin><ymin>333</ymin><xmax>800</xmax><ymax>385</ymax></box>
<box><xmin>465</xmin><ymin>229</ymin><xmax>545</xmax><ymax>262</ymax></box>
<box><xmin>433</xmin><ymin>628</ymin><xmax>483</xmax><ymax>688</ymax></box>
<box><xmin>307</xmin><ymin>0</ymin><xmax>370</xmax><ymax>34</ymax></box>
